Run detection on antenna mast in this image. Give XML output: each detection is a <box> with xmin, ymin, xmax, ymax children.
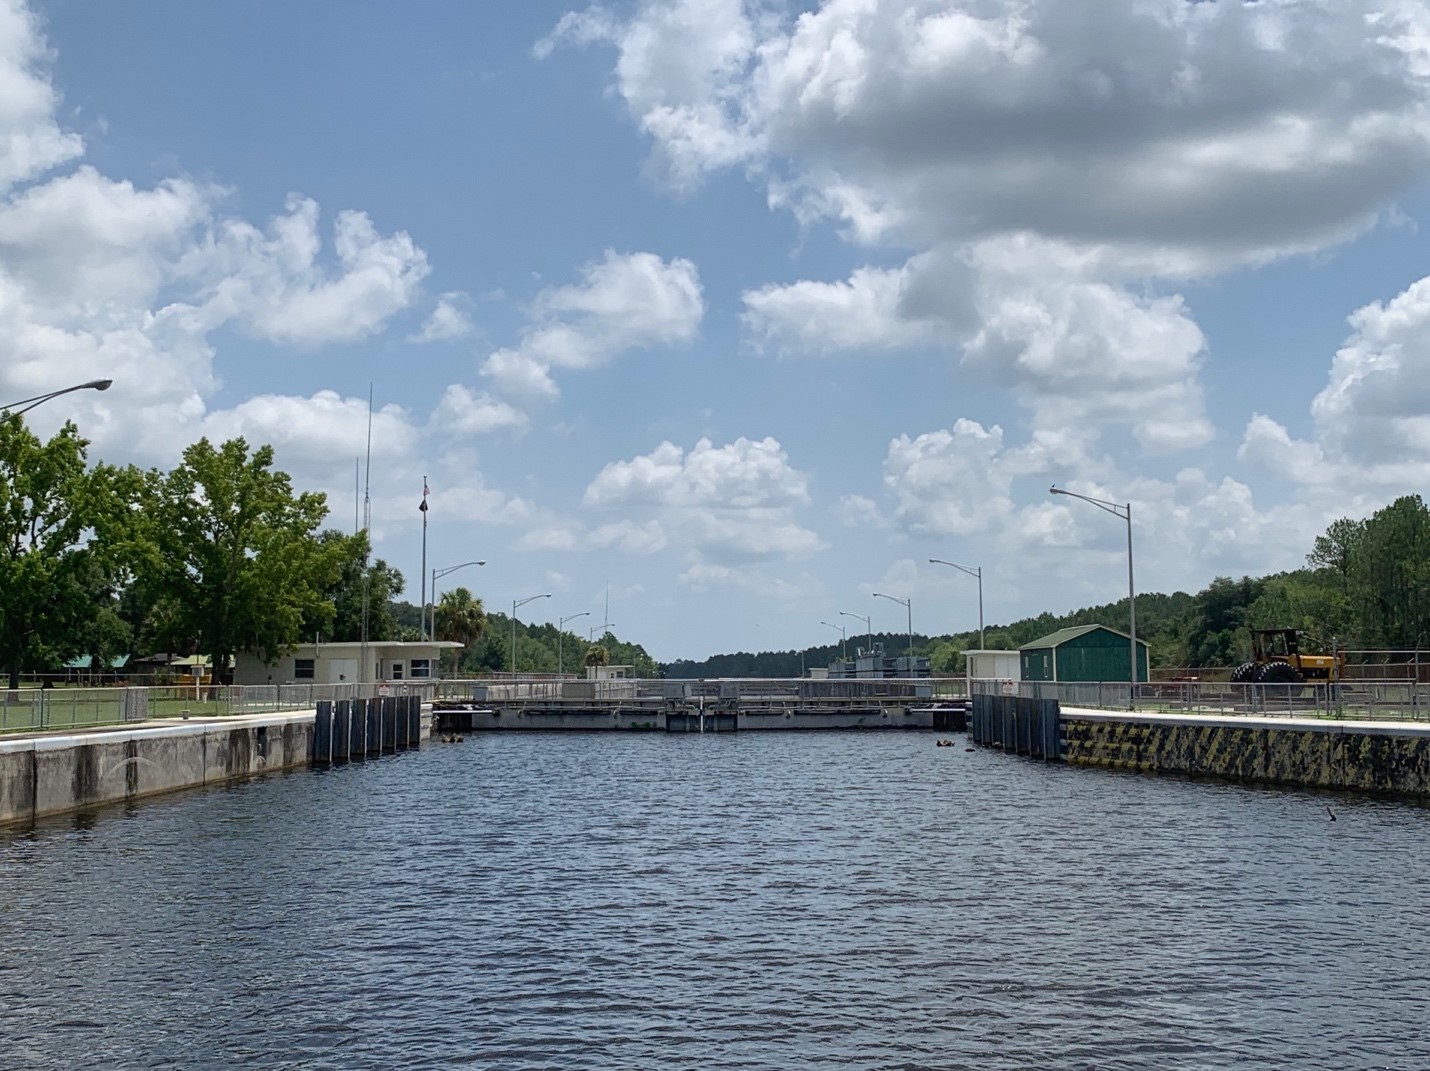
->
<box><xmin>360</xmin><ymin>384</ymin><xmax>373</xmax><ymax>686</ymax></box>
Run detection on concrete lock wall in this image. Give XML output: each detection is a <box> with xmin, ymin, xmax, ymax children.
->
<box><xmin>1060</xmin><ymin>709</ymin><xmax>1430</xmax><ymax>798</ymax></box>
<box><xmin>0</xmin><ymin>711</ymin><xmax>318</xmax><ymax>826</ymax></box>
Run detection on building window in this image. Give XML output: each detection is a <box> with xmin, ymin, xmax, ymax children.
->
<box><xmin>391</xmin><ymin>661</ymin><xmax>404</xmax><ymax>680</ymax></box>
<box><xmin>409</xmin><ymin>659</ymin><xmax>431</xmax><ymax>679</ymax></box>
<box><xmin>294</xmin><ymin>659</ymin><xmax>315</xmax><ymax>680</ymax></box>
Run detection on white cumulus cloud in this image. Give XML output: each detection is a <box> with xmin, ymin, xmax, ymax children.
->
<box><xmin>482</xmin><ymin>249</ymin><xmax>703</xmax><ymax>399</ymax></box>
<box><xmin>412</xmin><ymin>290</ymin><xmax>475</xmax><ymax>342</ymax></box>
<box><xmin>584</xmin><ymin>436</ymin><xmax>821</xmax><ymax>564</ymax></box>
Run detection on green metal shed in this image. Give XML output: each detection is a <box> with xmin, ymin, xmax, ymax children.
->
<box><xmin>1019</xmin><ymin>624</ymin><xmax>1149</xmax><ymax>683</ymax></box>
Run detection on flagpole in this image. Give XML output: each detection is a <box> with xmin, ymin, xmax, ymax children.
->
<box><xmin>420</xmin><ymin>476</ymin><xmax>429</xmax><ymax>641</ymax></box>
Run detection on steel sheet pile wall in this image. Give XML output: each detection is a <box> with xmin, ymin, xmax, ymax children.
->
<box><xmin>311</xmin><ymin>696</ymin><xmax>423</xmax><ymax>766</ymax></box>
<box><xmin>970</xmin><ymin>694</ymin><xmax>1061</xmax><ymax>759</ymax></box>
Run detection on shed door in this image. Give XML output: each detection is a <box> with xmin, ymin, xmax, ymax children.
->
<box><xmin>328</xmin><ymin>658</ymin><xmax>358</xmax><ymax>683</ymax></box>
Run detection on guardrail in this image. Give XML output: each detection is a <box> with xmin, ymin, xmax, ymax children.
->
<box><xmin>975</xmin><ymin>680</ymin><xmax>1430</xmax><ymax>721</ymax></box>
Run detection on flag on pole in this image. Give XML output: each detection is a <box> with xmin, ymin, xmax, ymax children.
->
<box><xmin>419</xmin><ymin>478</ymin><xmax>429</xmax><ymax>513</ymax></box>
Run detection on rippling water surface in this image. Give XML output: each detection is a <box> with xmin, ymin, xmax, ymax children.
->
<box><xmin>2</xmin><ymin>731</ymin><xmax>1428</xmax><ymax>1069</ymax></box>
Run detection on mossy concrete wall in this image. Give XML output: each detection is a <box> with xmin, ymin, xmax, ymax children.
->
<box><xmin>0</xmin><ymin>711</ymin><xmax>318</xmax><ymax>826</ymax></box>
<box><xmin>1061</xmin><ymin>709</ymin><xmax>1430</xmax><ymax>798</ymax></box>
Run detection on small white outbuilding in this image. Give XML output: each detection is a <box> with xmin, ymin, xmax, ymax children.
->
<box><xmin>232</xmin><ymin>640</ymin><xmax>463</xmax><ymax>685</ymax></box>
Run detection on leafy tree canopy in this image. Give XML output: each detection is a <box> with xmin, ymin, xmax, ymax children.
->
<box><xmin>136</xmin><ymin>437</ymin><xmax>338</xmax><ymax>682</ymax></box>
<box><xmin>0</xmin><ymin>416</ymin><xmax>133</xmax><ymax>689</ymax></box>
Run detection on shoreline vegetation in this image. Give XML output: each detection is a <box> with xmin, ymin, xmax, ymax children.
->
<box><xmin>6</xmin><ymin>411</ymin><xmax>1430</xmax><ymax>687</ymax></box>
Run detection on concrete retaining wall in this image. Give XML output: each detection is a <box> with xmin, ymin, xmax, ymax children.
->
<box><xmin>0</xmin><ymin>711</ymin><xmax>318</xmax><ymax>826</ymax></box>
<box><xmin>1061</xmin><ymin>708</ymin><xmax>1430</xmax><ymax>798</ymax></box>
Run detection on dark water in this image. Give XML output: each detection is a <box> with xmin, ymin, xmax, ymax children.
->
<box><xmin>2</xmin><ymin>732</ymin><xmax>1428</xmax><ymax>1070</ymax></box>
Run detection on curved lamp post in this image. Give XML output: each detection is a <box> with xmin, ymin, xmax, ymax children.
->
<box><xmin>820</xmin><ymin>620</ymin><xmax>847</xmax><ymax>661</ymax></box>
<box><xmin>512</xmin><ymin>593</ymin><xmax>551</xmax><ymax>674</ymax></box>
<box><xmin>428</xmin><ymin>560</ymin><xmax>486</xmax><ymax>641</ymax></box>
<box><xmin>3</xmin><ymin>378</ymin><xmax>113</xmax><ymax>417</ymax></box>
<box><xmin>840</xmin><ymin>610</ymin><xmax>872</xmax><ymax>669</ymax></box>
<box><xmin>872</xmin><ymin>593</ymin><xmax>914</xmax><ymax>677</ymax></box>
<box><xmin>558</xmin><ymin>611</ymin><xmax>591</xmax><ymax>675</ymax></box>
<box><xmin>1049</xmin><ymin>485</ymin><xmax>1137</xmax><ymax>705</ymax></box>
<box><xmin>929</xmin><ymin>559</ymin><xmax>984</xmax><ymax>649</ymax></box>
<box><xmin>589</xmin><ymin>622</ymin><xmax>613</xmax><ymax>642</ymax></box>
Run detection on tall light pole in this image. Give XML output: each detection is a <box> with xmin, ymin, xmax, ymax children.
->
<box><xmin>2</xmin><ymin>378</ymin><xmax>113</xmax><ymax>417</ymax></box>
<box><xmin>873</xmin><ymin>593</ymin><xmax>914</xmax><ymax>677</ymax></box>
<box><xmin>820</xmin><ymin>620</ymin><xmax>847</xmax><ymax>661</ymax></box>
<box><xmin>512</xmin><ymin>593</ymin><xmax>551</xmax><ymax>674</ymax></box>
<box><xmin>419</xmin><ymin>478</ymin><xmax>429</xmax><ymax>648</ymax></box>
<box><xmin>428</xmin><ymin>560</ymin><xmax>486</xmax><ymax>641</ymax></box>
<box><xmin>929</xmin><ymin>559</ymin><xmax>984</xmax><ymax>649</ymax></box>
<box><xmin>590</xmin><ymin>622</ymin><xmax>614</xmax><ymax>641</ymax></box>
<box><xmin>840</xmin><ymin>610</ymin><xmax>872</xmax><ymax>675</ymax></box>
<box><xmin>1050</xmin><ymin>485</ymin><xmax>1137</xmax><ymax>704</ymax></box>
<box><xmin>558</xmin><ymin>611</ymin><xmax>591</xmax><ymax>676</ymax></box>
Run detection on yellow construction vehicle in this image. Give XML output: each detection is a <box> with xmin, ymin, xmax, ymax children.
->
<box><xmin>1230</xmin><ymin>628</ymin><xmax>1343</xmax><ymax>684</ymax></box>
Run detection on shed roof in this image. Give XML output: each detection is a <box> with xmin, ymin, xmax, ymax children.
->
<box><xmin>1020</xmin><ymin>624</ymin><xmax>1148</xmax><ymax>650</ymax></box>
<box><xmin>62</xmin><ymin>654</ymin><xmax>131</xmax><ymax>670</ymax></box>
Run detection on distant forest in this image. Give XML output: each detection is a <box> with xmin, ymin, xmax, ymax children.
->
<box><xmin>660</xmin><ymin>494</ymin><xmax>1430</xmax><ymax>679</ymax></box>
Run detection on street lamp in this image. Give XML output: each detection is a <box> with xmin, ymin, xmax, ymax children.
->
<box><xmin>511</xmin><ymin>593</ymin><xmax>551</xmax><ymax>674</ymax></box>
<box><xmin>2</xmin><ymin>378</ymin><xmax>113</xmax><ymax>417</ymax></box>
<box><xmin>428</xmin><ymin>560</ymin><xmax>486</xmax><ymax>641</ymax></box>
<box><xmin>589</xmin><ymin>622</ymin><xmax>613</xmax><ymax>641</ymax></box>
<box><xmin>840</xmin><ymin>611</ymin><xmax>872</xmax><ymax>670</ymax></box>
<box><xmin>872</xmin><ymin>593</ymin><xmax>914</xmax><ymax>678</ymax></box>
<box><xmin>1049</xmin><ymin>485</ymin><xmax>1137</xmax><ymax>703</ymax></box>
<box><xmin>820</xmin><ymin>620</ymin><xmax>847</xmax><ymax>661</ymax></box>
<box><xmin>929</xmin><ymin>559</ymin><xmax>984</xmax><ymax>649</ymax></box>
<box><xmin>558</xmin><ymin>611</ymin><xmax>591</xmax><ymax>676</ymax></box>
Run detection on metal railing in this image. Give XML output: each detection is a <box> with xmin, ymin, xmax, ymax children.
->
<box><xmin>434</xmin><ymin>676</ymin><xmax>968</xmax><ymax>705</ymax></box>
<box><xmin>974</xmin><ymin>679</ymin><xmax>1430</xmax><ymax>721</ymax></box>
<box><xmin>0</xmin><ymin>681</ymin><xmax>439</xmax><ymax>735</ymax></box>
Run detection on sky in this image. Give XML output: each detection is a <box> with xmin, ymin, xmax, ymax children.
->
<box><xmin>4</xmin><ymin>0</ymin><xmax>1430</xmax><ymax>662</ymax></box>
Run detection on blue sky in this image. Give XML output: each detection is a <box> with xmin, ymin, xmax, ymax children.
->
<box><xmin>6</xmin><ymin>1</ymin><xmax>1430</xmax><ymax>661</ymax></box>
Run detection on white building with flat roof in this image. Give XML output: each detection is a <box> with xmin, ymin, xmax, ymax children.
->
<box><xmin>233</xmin><ymin>641</ymin><xmax>463</xmax><ymax>685</ymax></box>
<box><xmin>965</xmin><ymin>649</ymin><xmax>1021</xmax><ymax>689</ymax></box>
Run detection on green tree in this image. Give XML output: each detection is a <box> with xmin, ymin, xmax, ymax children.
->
<box><xmin>136</xmin><ymin>437</ymin><xmax>337</xmax><ymax>684</ymax></box>
<box><xmin>1344</xmin><ymin>495</ymin><xmax>1430</xmax><ymax>648</ymax></box>
<box><xmin>584</xmin><ymin>643</ymin><xmax>610</xmax><ymax>668</ymax></box>
<box><xmin>305</xmin><ymin>530</ymin><xmax>405</xmax><ymax>642</ymax></box>
<box><xmin>433</xmin><ymin>586</ymin><xmax>486</xmax><ymax>675</ymax></box>
<box><xmin>0</xmin><ymin>417</ymin><xmax>128</xmax><ymax>689</ymax></box>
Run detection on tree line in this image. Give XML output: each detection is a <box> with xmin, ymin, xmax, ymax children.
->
<box><xmin>661</xmin><ymin>494</ymin><xmax>1430</xmax><ymax>677</ymax></box>
<box><xmin>10</xmin><ymin>409</ymin><xmax>1423</xmax><ymax>686</ymax></box>
<box><xmin>0</xmin><ymin>415</ymin><xmax>655</xmax><ymax>686</ymax></box>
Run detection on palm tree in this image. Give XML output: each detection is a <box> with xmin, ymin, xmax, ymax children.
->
<box><xmin>584</xmin><ymin>644</ymin><xmax>610</xmax><ymax>673</ymax></box>
<box><xmin>434</xmin><ymin>587</ymin><xmax>486</xmax><ymax>677</ymax></box>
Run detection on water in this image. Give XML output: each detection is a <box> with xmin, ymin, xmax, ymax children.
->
<box><xmin>2</xmin><ymin>732</ymin><xmax>1428</xmax><ymax>1070</ymax></box>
